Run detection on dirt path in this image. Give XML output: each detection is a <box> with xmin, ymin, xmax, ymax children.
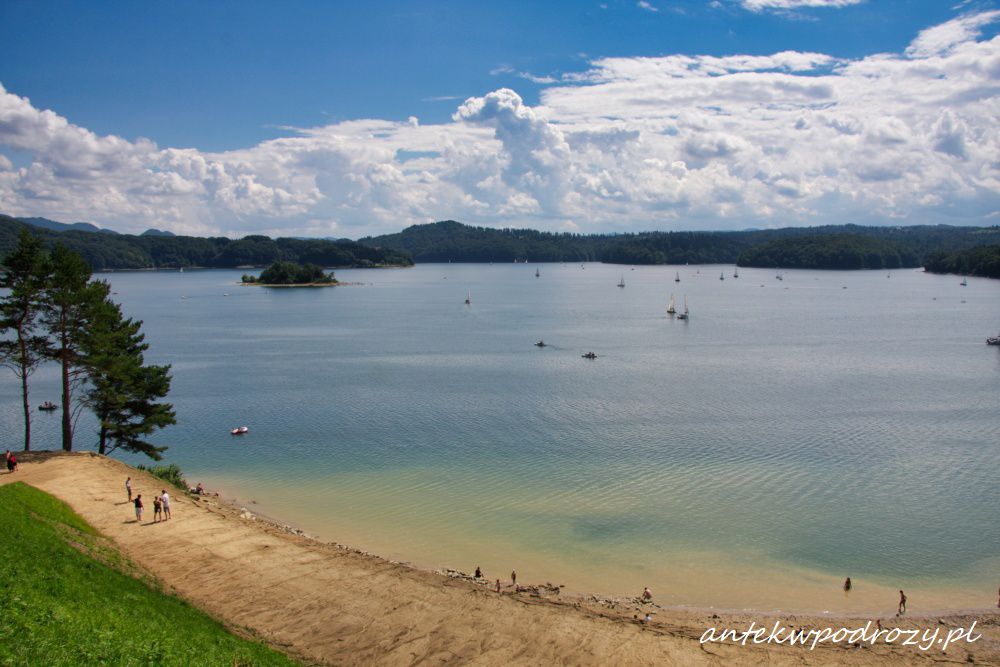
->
<box><xmin>3</xmin><ymin>453</ymin><xmax>996</xmax><ymax>666</ymax></box>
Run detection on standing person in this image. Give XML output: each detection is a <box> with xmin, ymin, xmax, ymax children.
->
<box><xmin>511</xmin><ymin>570</ymin><xmax>517</xmax><ymax>587</ymax></box>
<box><xmin>160</xmin><ymin>489</ymin><xmax>171</xmax><ymax>520</ymax></box>
<box><xmin>495</xmin><ymin>579</ymin><xmax>501</xmax><ymax>593</ymax></box>
<box><xmin>133</xmin><ymin>495</ymin><xmax>144</xmax><ymax>523</ymax></box>
<box><xmin>125</xmin><ymin>476</ymin><xmax>132</xmax><ymax>501</ymax></box>
<box><xmin>844</xmin><ymin>577</ymin><xmax>852</xmax><ymax>592</ymax></box>
<box><xmin>898</xmin><ymin>590</ymin><xmax>907</xmax><ymax>615</ymax></box>
<box><xmin>152</xmin><ymin>496</ymin><xmax>162</xmax><ymax>522</ymax></box>
<box><xmin>4</xmin><ymin>450</ymin><xmax>11</xmax><ymax>473</ymax></box>
<box><xmin>7</xmin><ymin>452</ymin><xmax>17</xmax><ymax>473</ymax></box>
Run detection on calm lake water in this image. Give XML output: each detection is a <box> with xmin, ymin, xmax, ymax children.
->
<box><xmin>3</xmin><ymin>263</ymin><xmax>999</xmax><ymax>612</ymax></box>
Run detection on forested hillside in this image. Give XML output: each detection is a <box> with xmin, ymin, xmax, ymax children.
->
<box><xmin>0</xmin><ymin>215</ymin><xmax>412</xmax><ymax>270</ymax></box>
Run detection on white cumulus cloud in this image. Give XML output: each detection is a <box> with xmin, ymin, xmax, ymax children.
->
<box><xmin>1</xmin><ymin>11</ymin><xmax>999</xmax><ymax>237</ymax></box>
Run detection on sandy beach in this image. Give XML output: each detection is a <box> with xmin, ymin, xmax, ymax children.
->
<box><xmin>3</xmin><ymin>451</ymin><xmax>997</xmax><ymax>666</ymax></box>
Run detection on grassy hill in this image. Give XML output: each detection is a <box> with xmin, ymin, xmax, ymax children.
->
<box><xmin>0</xmin><ymin>482</ymin><xmax>298</xmax><ymax>666</ymax></box>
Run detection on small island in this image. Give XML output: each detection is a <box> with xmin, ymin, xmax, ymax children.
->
<box><xmin>242</xmin><ymin>261</ymin><xmax>338</xmax><ymax>287</ymax></box>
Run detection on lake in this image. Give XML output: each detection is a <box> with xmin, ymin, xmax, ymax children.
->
<box><xmin>3</xmin><ymin>263</ymin><xmax>998</xmax><ymax>612</ymax></box>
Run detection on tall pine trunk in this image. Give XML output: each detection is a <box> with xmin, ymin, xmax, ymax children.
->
<box><xmin>98</xmin><ymin>423</ymin><xmax>108</xmax><ymax>455</ymax></box>
<box><xmin>60</xmin><ymin>326</ymin><xmax>72</xmax><ymax>451</ymax></box>
<box><xmin>19</xmin><ymin>352</ymin><xmax>30</xmax><ymax>451</ymax></box>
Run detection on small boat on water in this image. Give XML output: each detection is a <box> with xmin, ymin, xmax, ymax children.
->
<box><xmin>38</xmin><ymin>401</ymin><xmax>57</xmax><ymax>411</ymax></box>
<box><xmin>535</xmin><ymin>340</ymin><xmax>547</xmax><ymax>347</ymax></box>
<box><xmin>464</xmin><ymin>289</ymin><xmax>471</xmax><ymax>305</ymax></box>
<box><xmin>677</xmin><ymin>297</ymin><xmax>689</xmax><ymax>320</ymax></box>
<box><xmin>581</xmin><ymin>352</ymin><xmax>597</xmax><ymax>359</ymax></box>
<box><xmin>719</xmin><ymin>272</ymin><xmax>725</xmax><ymax>281</ymax></box>
<box><xmin>988</xmin><ymin>331</ymin><xmax>1000</xmax><ymax>346</ymax></box>
<box><xmin>230</xmin><ymin>426</ymin><xmax>249</xmax><ymax>436</ymax></box>
<box><xmin>674</xmin><ymin>272</ymin><xmax>680</xmax><ymax>283</ymax></box>
<box><xmin>666</xmin><ymin>294</ymin><xmax>676</xmax><ymax>315</ymax></box>
<box><xmin>960</xmin><ymin>276</ymin><xmax>968</xmax><ymax>286</ymax></box>
<box><xmin>536</xmin><ymin>267</ymin><xmax>540</xmax><ymax>278</ymax></box>
<box><xmin>734</xmin><ymin>267</ymin><xmax>739</xmax><ymax>278</ymax></box>
<box><xmin>617</xmin><ymin>274</ymin><xmax>625</xmax><ymax>288</ymax></box>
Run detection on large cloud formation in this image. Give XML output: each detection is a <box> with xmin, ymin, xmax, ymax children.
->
<box><xmin>0</xmin><ymin>11</ymin><xmax>998</xmax><ymax>237</ymax></box>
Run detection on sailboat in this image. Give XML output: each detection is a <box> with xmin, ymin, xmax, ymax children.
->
<box><xmin>719</xmin><ymin>272</ymin><xmax>725</xmax><ymax>281</ymax></box>
<box><xmin>536</xmin><ymin>267</ymin><xmax>540</xmax><ymax>278</ymax></box>
<box><xmin>674</xmin><ymin>271</ymin><xmax>680</xmax><ymax>283</ymax></box>
<box><xmin>733</xmin><ymin>267</ymin><xmax>739</xmax><ymax>278</ymax></box>
<box><xmin>617</xmin><ymin>274</ymin><xmax>626</xmax><ymax>288</ymax></box>
<box><xmin>960</xmin><ymin>276</ymin><xmax>968</xmax><ymax>286</ymax></box>
<box><xmin>666</xmin><ymin>294</ymin><xmax>676</xmax><ymax>315</ymax></box>
<box><xmin>776</xmin><ymin>269</ymin><xmax>783</xmax><ymax>281</ymax></box>
<box><xmin>677</xmin><ymin>296</ymin><xmax>689</xmax><ymax>320</ymax></box>
<box><xmin>464</xmin><ymin>289</ymin><xmax>471</xmax><ymax>305</ymax></box>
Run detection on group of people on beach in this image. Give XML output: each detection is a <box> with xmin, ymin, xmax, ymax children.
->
<box><xmin>473</xmin><ymin>565</ymin><xmax>520</xmax><ymax>593</ymax></box>
<box><xmin>126</xmin><ymin>476</ymin><xmax>172</xmax><ymax>523</ymax></box>
<box><xmin>4</xmin><ymin>450</ymin><xmax>18</xmax><ymax>473</ymax></box>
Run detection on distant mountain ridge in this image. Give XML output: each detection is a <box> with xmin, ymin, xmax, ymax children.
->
<box><xmin>18</xmin><ymin>216</ymin><xmax>117</xmax><ymax>235</ymax></box>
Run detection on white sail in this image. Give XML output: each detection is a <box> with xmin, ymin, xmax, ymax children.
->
<box><xmin>666</xmin><ymin>293</ymin><xmax>676</xmax><ymax>314</ymax></box>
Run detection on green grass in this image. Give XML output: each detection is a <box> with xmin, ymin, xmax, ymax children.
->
<box><xmin>0</xmin><ymin>482</ymin><xmax>300</xmax><ymax>667</ymax></box>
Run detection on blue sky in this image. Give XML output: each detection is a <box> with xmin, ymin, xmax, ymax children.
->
<box><xmin>1</xmin><ymin>0</ymin><xmax>998</xmax><ymax>237</ymax></box>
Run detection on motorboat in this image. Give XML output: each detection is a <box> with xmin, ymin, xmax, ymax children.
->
<box><xmin>38</xmin><ymin>401</ymin><xmax>58</xmax><ymax>411</ymax></box>
<box><xmin>988</xmin><ymin>332</ymin><xmax>1000</xmax><ymax>346</ymax></box>
<box><xmin>535</xmin><ymin>340</ymin><xmax>547</xmax><ymax>347</ymax></box>
<box><xmin>581</xmin><ymin>352</ymin><xmax>597</xmax><ymax>359</ymax></box>
<box><xmin>230</xmin><ymin>426</ymin><xmax>249</xmax><ymax>435</ymax></box>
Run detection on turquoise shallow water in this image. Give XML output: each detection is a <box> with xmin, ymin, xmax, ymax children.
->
<box><xmin>3</xmin><ymin>264</ymin><xmax>998</xmax><ymax>610</ymax></box>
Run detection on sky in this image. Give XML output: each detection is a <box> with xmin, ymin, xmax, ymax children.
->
<box><xmin>0</xmin><ymin>0</ymin><xmax>998</xmax><ymax>238</ymax></box>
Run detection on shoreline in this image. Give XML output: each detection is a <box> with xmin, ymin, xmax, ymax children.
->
<box><xmin>4</xmin><ymin>452</ymin><xmax>998</xmax><ymax>665</ymax></box>
<box><xmin>204</xmin><ymin>473</ymin><xmax>997</xmax><ymax>619</ymax></box>
<box><xmin>212</xmin><ymin>479</ymin><xmax>997</xmax><ymax>620</ymax></box>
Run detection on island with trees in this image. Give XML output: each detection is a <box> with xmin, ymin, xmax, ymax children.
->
<box><xmin>241</xmin><ymin>261</ymin><xmax>339</xmax><ymax>286</ymax></box>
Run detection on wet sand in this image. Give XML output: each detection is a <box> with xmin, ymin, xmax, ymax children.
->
<box><xmin>3</xmin><ymin>452</ymin><xmax>998</xmax><ymax>666</ymax></box>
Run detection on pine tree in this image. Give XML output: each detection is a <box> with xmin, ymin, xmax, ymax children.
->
<box><xmin>42</xmin><ymin>245</ymin><xmax>97</xmax><ymax>451</ymax></box>
<box><xmin>0</xmin><ymin>229</ymin><xmax>53</xmax><ymax>451</ymax></box>
<box><xmin>81</xmin><ymin>293</ymin><xmax>176</xmax><ymax>460</ymax></box>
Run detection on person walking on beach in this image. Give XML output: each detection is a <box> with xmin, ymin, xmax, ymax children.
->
<box><xmin>125</xmin><ymin>476</ymin><xmax>132</xmax><ymax>501</ymax></box>
<box><xmin>898</xmin><ymin>590</ymin><xmax>907</xmax><ymax>615</ymax></box>
<box><xmin>133</xmin><ymin>495</ymin><xmax>144</xmax><ymax>522</ymax></box>
<box><xmin>153</xmin><ymin>496</ymin><xmax>162</xmax><ymax>522</ymax></box>
<box><xmin>160</xmin><ymin>489</ymin><xmax>171</xmax><ymax>520</ymax></box>
<box><xmin>844</xmin><ymin>577</ymin><xmax>852</xmax><ymax>592</ymax></box>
